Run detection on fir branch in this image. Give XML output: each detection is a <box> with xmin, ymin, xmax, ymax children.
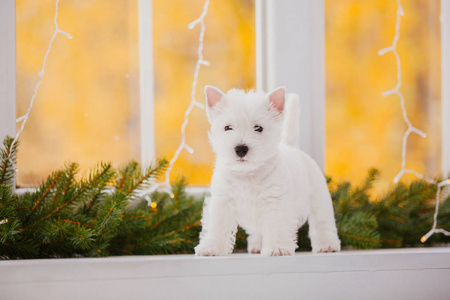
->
<box><xmin>122</xmin><ymin>213</ymin><xmax>151</xmax><ymax>223</ymax></box>
<box><xmin>124</xmin><ymin>159</ymin><xmax>168</xmax><ymax>196</ymax></box>
<box><xmin>116</xmin><ymin>161</ymin><xmax>139</xmax><ymax>191</ymax></box>
<box><xmin>86</xmin><ymin>192</ymin><xmax>102</xmax><ymax>211</ymax></box>
<box><xmin>0</xmin><ymin>185</ymin><xmax>21</xmax><ymax>244</ymax></box>
<box><xmin>380</xmin><ymin>238</ymin><xmax>402</xmax><ymax>246</ymax></box>
<box><xmin>73</xmin><ymin>162</ymin><xmax>114</xmax><ymax>211</ymax></box>
<box><xmin>62</xmin><ymin>163</ymin><xmax>78</xmax><ymax>196</ymax></box>
<box><xmin>339</xmin><ymin>232</ymin><xmax>379</xmax><ymax>245</ymax></box>
<box><xmin>25</xmin><ymin>163</ymin><xmax>113</xmax><ymax>232</ymax></box>
<box><xmin>82</xmin><ymin>163</ymin><xmax>115</xmax><ymax>214</ymax></box>
<box><xmin>151</xmin><ymin>206</ymin><xmax>189</xmax><ymax>230</ymax></box>
<box><xmin>20</xmin><ymin>164</ymin><xmax>79</xmax><ymax>231</ymax></box>
<box><xmin>1</xmin><ymin>146</ymin><xmax>448</xmax><ymax>258</ymax></box>
<box><xmin>0</xmin><ymin>136</ymin><xmax>18</xmax><ymax>186</ymax></box>
<box><xmin>94</xmin><ymin>192</ymin><xmax>128</xmax><ymax>244</ymax></box>
<box><xmin>31</xmin><ymin>172</ymin><xmax>62</xmax><ymax>211</ymax></box>
<box><xmin>337</xmin><ymin>211</ymin><xmax>381</xmax><ymax>249</ymax></box>
<box><xmin>61</xmin><ymin>219</ymin><xmax>95</xmax><ymax>228</ymax></box>
<box><xmin>160</xmin><ymin>220</ymin><xmax>201</xmax><ymax>238</ymax></box>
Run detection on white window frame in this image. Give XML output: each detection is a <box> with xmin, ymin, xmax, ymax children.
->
<box><xmin>1</xmin><ymin>1</ymin><xmax>450</xmax><ymax>295</ymax></box>
<box><xmin>138</xmin><ymin>0</ymin><xmax>156</xmax><ymax>166</ymax></box>
<box><xmin>0</xmin><ymin>0</ymin><xmax>15</xmax><ymax>141</ymax></box>
<box><xmin>256</xmin><ymin>0</ymin><xmax>325</xmax><ymax>168</ymax></box>
<box><xmin>0</xmin><ymin>0</ymin><xmax>158</xmax><ymax>168</ymax></box>
<box><xmin>1</xmin><ymin>0</ymin><xmax>449</xmax><ymax>177</ymax></box>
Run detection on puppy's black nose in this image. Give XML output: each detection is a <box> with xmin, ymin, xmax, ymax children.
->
<box><xmin>235</xmin><ymin>145</ymin><xmax>249</xmax><ymax>158</ymax></box>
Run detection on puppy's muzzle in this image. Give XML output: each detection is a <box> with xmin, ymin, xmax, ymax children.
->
<box><xmin>235</xmin><ymin>145</ymin><xmax>249</xmax><ymax>158</ymax></box>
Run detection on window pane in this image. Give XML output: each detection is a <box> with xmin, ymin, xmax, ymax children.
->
<box><xmin>153</xmin><ymin>0</ymin><xmax>256</xmax><ymax>185</ymax></box>
<box><xmin>16</xmin><ymin>0</ymin><xmax>140</xmax><ymax>186</ymax></box>
<box><xmin>325</xmin><ymin>0</ymin><xmax>441</xmax><ymax>193</ymax></box>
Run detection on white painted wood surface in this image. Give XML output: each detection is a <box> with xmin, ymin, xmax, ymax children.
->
<box><xmin>256</xmin><ymin>0</ymin><xmax>325</xmax><ymax>169</ymax></box>
<box><xmin>139</xmin><ymin>0</ymin><xmax>156</xmax><ymax>166</ymax></box>
<box><xmin>0</xmin><ymin>0</ymin><xmax>16</xmax><ymax>141</ymax></box>
<box><xmin>442</xmin><ymin>0</ymin><xmax>450</xmax><ymax>176</ymax></box>
<box><xmin>1</xmin><ymin>248</ymin><xmax>449</xmax><ymax>300</ymax></box>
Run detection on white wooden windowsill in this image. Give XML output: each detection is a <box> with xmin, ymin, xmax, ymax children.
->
<box><xmin>1</xmin><ymin>248</ymin><xmax>449</xmax><ymax>300</ymax></box>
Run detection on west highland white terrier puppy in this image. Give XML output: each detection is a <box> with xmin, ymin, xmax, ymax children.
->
<box><xmin>195</xmin><ymin>86</ymin><xmax>341</xmax><ymax>256</ymax></box>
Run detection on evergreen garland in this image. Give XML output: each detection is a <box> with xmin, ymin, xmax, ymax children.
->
<box><xmin>0</xmin><ymin>136</ymin><xmax>448</xmax><ymax>259</ymax></box>
<box><xmin>0</xmin><ymin>136</ymin><xmax>200</xmax><ymax>259</ymax></box>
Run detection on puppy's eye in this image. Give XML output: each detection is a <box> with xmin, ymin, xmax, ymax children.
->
<box><xmin>254</xmin><ymin>125</ymin><xmax>263</xmax><ymax>132</ymax></box>
<box><xmin>224</xmin><ymin>125</ymin><xmax>233</xmax><ymax>131</ymax></box>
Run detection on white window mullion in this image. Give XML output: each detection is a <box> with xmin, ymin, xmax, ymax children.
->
<box><xmin>442</xmin><ymin>0</ymin><xmax>450</xmax><ymax>176</ymax></box>
<box><xmin>139</xmin><ymin>0</ymin><xmax>156</xmax><ymax>166</ymax></box>
<box><xmin>255</xmin><ymin>0</ymin><xmax>268</xmax><ymax>93</ymax></box>
<box><xmin>256</xmin><ymin>0</ymin><xmax>325</xmax><ymax>169</ymax></box>
<box><xmin>0</xmin><ymin>0</ymin><xmax>16</xmax><ymax>141</ymax></box>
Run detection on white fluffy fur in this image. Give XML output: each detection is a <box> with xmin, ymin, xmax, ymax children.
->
<box><xmin>195</xmin><ymin>87</ymin><xmax>341</xmax><ymax>256</ymax></box>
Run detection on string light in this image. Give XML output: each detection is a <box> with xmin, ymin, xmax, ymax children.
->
<box><xmin>378</xmin><ymin>0</ymin><xmax>427</xmax><ymax>184</ymax></box>
<box><xmin>379</xmin><ymin>0</ymin><xmax>450</xmax><ymax>242</ymax></box>
<box><xmin>7</xmin><ymin>2</ymin><xmax>448</xmax><ymax>243</ymax></box>
<box><xmin>6</xmin><ymin>0</ymin><xmax>207</xmax><ymax>195</ymax></box>
<box><xmin>162</xmin><ymin>0</ymin><xmax>210</xmax><ymax>188</ymax></box>
<box><xmin>13</xmin><ymin>0</ymin><xmax>72</xmax><ymax>148</ymax></box>
<box><xmin>421</xmin><ymin>180</ymin><xmax>450</xmax><ymax>242</ymax></box>
<box><xmin>1</xmin><ymin>0</ymin><xmax>71</xmax><ymax>176</ymax></box>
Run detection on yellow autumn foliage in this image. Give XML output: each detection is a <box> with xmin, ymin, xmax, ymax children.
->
<box><xmin>16</xmin><ymin>0</ymin><xmax>440</xmax><ymax>194</ymax></box>
<box><xmin>325</xmin><ymin>0</ymin><xmax>441</xmax><ymax>193</ymax></box>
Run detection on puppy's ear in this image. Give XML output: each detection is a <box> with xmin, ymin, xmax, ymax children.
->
<box><xmin>267</xmin><ymin>86</ymin><xmax>286</xmax><ymax>114</ymax></box>
<box><xmin>205</xmin><ymin>85</ymin><xmax>225</xmax><ymax>109</ymax></box>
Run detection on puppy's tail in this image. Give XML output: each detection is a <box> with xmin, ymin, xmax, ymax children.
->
<box><xmin>281</xmin><ymin>93</ymin><xmax>300</xmax><ymax>147</ymax></box>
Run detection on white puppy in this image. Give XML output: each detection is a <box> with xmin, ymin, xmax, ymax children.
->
<box><xmin>195</xmin><ymin>86</ymin><xmax>340</xmax><ymax>256</ymax></box>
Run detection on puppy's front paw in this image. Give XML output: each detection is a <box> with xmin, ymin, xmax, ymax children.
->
<box><xmin>195</xmin><ymin>243</ymin><xmax>231</xmax><ymax>256</ymax></box>
<box><xmin>311</xmin><ymin>233</ymin><xmax>341</xmax><ymax>253</ymax></box>
<box><xmin>248</xmin><ymin>247</ymin><xmax>261</xmax><ymax>254</ymax></box>
<box><xmin>247</xmin><ymin>235</ymin><xmax>262</xmax><ymax>254</ymax></box>
<box><xmin>261</xmin><ymin>246</ymin><xmax>295</xmax><ymax>256</ymax></box>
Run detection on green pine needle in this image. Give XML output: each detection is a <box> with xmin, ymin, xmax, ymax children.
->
<box><xmin>0</xmin><ymin>137</ymin><xmax>18</xmax><ymax>186</ymax></box>
<box><xmin>0</xmin><ymin>136</ymin><xmax>449</xmax><ymax>258</ymax></box>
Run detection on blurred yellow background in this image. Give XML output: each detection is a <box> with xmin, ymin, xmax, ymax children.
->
<box><xmin>325</xmin><ymin>0</ymin><xmax>441</xmax><ymax>193</ymax></box>
<box><xmin>153</xmin><ymin>0</ymin><xmax>255</xmax><ymax>185</ymax></box>
<box><xmin>16</xmin><ymin>0</ymin><xmax>141</xmax><ymax>185</ymax></box>
<box><xmin>15</xmin><ymin>0</ymin><xmax>441</xmax><ymax>193</ymax></box>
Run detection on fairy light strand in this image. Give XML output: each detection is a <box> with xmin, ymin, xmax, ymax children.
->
<box><xmin>378</xmin><ymin>0</ymin><xmax>427</xmax><ymax>184</ymax></box>
<box><xmin>1</xmin><ymin>0</ymin><xmax>72</xmax><ymax>174</ymax></box>
<box><xmin>421</xmin><ymin>180</ymin><xmax>450</xmax><ymax>242</ymax></box>
<box><xmin>379</xmin><ymin>0</ymin><xmax>450</xmax><ymax>242</ymax></box>
<box><xmin>163</xmin><ymin>0</ymin><xmax>210</xmax><ymax>187</ymax></box>
<box><xmin>13</xmin><ymin>0</ymin><xmax>72</xmax><ymax>148</ymax></box>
